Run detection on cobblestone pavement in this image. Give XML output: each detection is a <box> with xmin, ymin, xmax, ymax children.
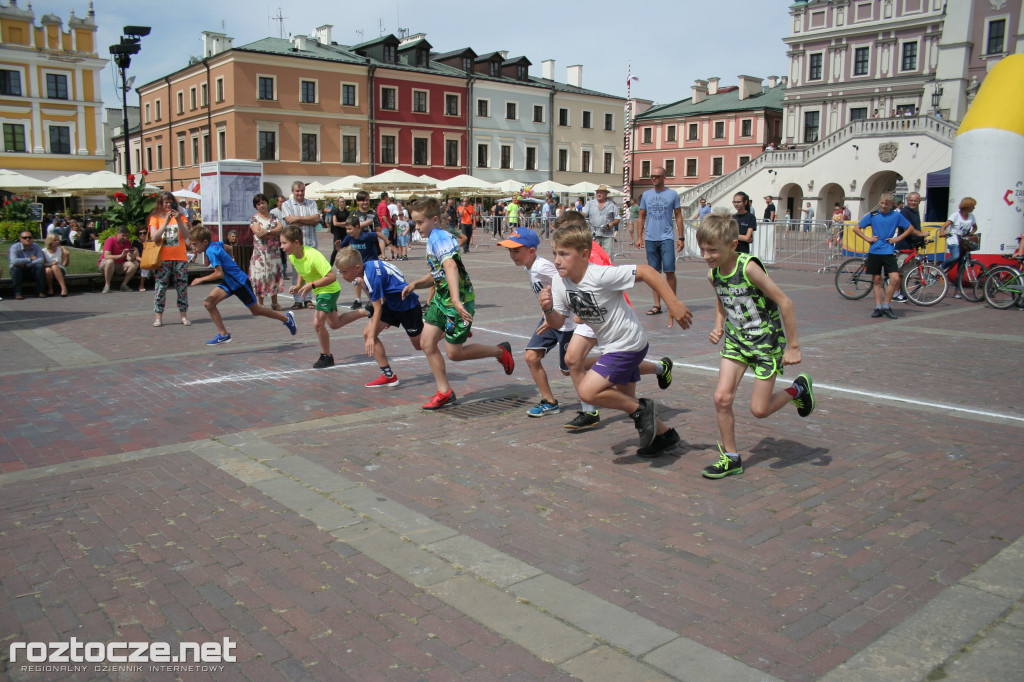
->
<box><xmin>1</xmin><ymin>241</ymin><xmax>1022</xmax><ymax>681</ymax></box>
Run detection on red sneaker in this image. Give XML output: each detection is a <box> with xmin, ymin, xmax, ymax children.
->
<box><xmin>365</xmin><ymin>374</ymin><xmax>400</xmax><ymax>388</ymax></box>
<box><xmin>422</xmin><ymin>389</ymin><xmax>456</xmax><ymax>410</ymax></box>
<box><xmin>497</xmin><ymin>341</ymin><xmax>514</xmax><ymax>375</ymax></box>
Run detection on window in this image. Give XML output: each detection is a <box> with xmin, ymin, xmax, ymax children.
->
<box><xmin>500</xmin><ymin>145</ymin><xmax>511</xmax><ymax>169</ymax></box>
<box><xmin>157</xmin><ymin>144</ymin><xmax>164</xmax><ymax>169</ymax></box>
<box><xmin>192</xmin><ymin>137</ymin><xmax>199</xmax><ymax>165</ymax></box>
<box><xmin>177</xmin><ymin>91</ymin><xmax>184</xmax><ymax>114</ymax></box>
<box><xmin>580</xmin><ymin>150</ymin><xmax>590</xmax><ymax>173</ymax></box>
<box><xmin>258</xmin><ymin>131</ymin><xmax>275</xmax><ymax>160</ymax></box>
<box><xmin>986</xmin><ymin>19</ymin><xmax>1006</xmax><ymax>55</ymax></box>
<box><xmin>144</xmin><ymin>103</ymin><xmax>151</xmax><ymax>124</ymax></box>
<box><xmin>217</xmin><ymin>131</ymin><xmax>225</xmax><ymax>159</ymax></box>
<box><xmin>258</xmin><ymin>77</ymin><xmax>274</xmax><ymax>100</ymax></box>
<box><xmin>582</xmin><ymin>111</ymin><xmax>592</xmax><ymax>129</ymax></box>
<box><xmin>640</xmin><ymin>160</ymin><xmax>651</xmax><ymax>178</ymax></box>
<box><xmin>506</xmin><ymin>102</ymin><xmax>517</xmax><ymax>120</ymax></box>
<box><xmin>533</xmin><ymin>105</ymin><xmax>543</xmax><ymax>123</ymax></box>
<box><xmin>642</xmin><ymin>127</ymin><xmax>652</xmax><ymax>144</ymax></box>
<box><xmin>0</xmin><ymin>70</ymin><xmax>22</xmax><ymax>96</ymax></box>
<box><xmin>446</xmin><ymin>94</ymin><xmax>459</xmax><ymax>116</ymax></box>
<box><xmin>381</xmin><ymin>135</ymin><xmax>396</xmax><ymax>164</ymax></box>
<box><xmin>604</xmin><ymin>113</ymin><xmax>614</xmax><ymax>131</ymax></box>
<box><xmin>300</xmin><ymin>80</ymin><xmax>316</xmax><ymax>103</ymax></box>
<box><xmin>300</xmin><ymin>133</ymin><xmax>317</xmax><ymax>162</ymax></box>
<box><xmin>850</xmin><ymin>107</ymin><xmax>868</xmax><ymax>121</ymax></box>
<box><xmin>809</xmin><ymin>53</ymin><xmax>823</xmax><ymax>81</ymax></box>
<box><xmin>685</xmin><ymin>158</ymin><xmax>697</xmax><ymax>176</ymax></box>
<box><xmin>526</xmin><ymin>147</ymin><xmax>537</xmax><ymax>171</ymax></box>
<box><xmin>215</xmin><ymin>78</ymin><xmax>224</xmax><ymax>102</ymax></box>
<box><xmin>740</xmin><ymin>119</ymin><xmax>752</xmax><ymax>137</ymax></box>
<box><xmin>146</xmin><ymin>147</ymin><xmax>152</xmax><ymax>171</ymax></box>
<box><xmin>445</xmin><ymin>140</ymin><xmax>458</xmax><ymax>166</ymax></box>
<box><xmin>687</xmin><ymin>123</ymin><xmax>698</xmax><ymax>140</ymax></box>
<box><xmin>854</xmin><ymin>47</ymin><xmax>869</xmax><ymax>76</ymax></box>
<box><xmin>603</xmin><ymin>152</ymin><xmax>613</xmax><ymax>175</ymax></box>
<box><xmin>342</xmin><ymin>84</ymin><xmax>357</xmax><ymax>106</ymax></box>
<box><xmin>383</xmin><ymin>45</ymin><xmax>396</xmax><ymax>63</ymax></box>
<box><xmin>381</xmin><ymin>87</ymin><xmax>397</xmax><ymax>110</ymax></box>
<box><xmin>342</xmin><ymin>135</ymin><xmax>358</xmax><ymax>163</ymax></box>
<box><xmin>155</xmin><ymin>100</ymin><xmax>161</xmax><ymax>120</ymax></box>
<box><xmin>190</xmin><ymin>87</ymin><xmax>197</xmax><ymax>110</ymax></box>
<box><xmin>901</xmin><ymin>42</ymin><xmax>918</xmax><ymax>71</ymax></box>
<box><xmin>557</xmin><ymin>148</ymin><xmax>568</xmax><ymax>172</ymax></box>
<box><xmin>203</xmin><ymin>133</ymin><xmax>211</xmax><ymax>162</ymax></box>
<box><xmin>489</xmin><ymin>62</ymin><xmax>500</xmax><ymax>77</ymax></box>
<box><xmin>462</xmin><ymin>57</ymin><xmax>472</xmax><ymax>73</ymax></box>
<box><xmin>666</xmin><ymin>125</ymin><xmax>676</xmax><ymax>143</ymax></box>
<box><xmin>477</xmin><ymin>99</ymin><xmax>489</xmax><ymax>117</ymax></box>
<box><xmin>804</xmin><ymin>110</ymin><xmax>820</xmax><ymax>143</ymax></box>
<box><xmin>477</xmin><ymin>143</ymin><xmax>489</xmax><ymax>168</ymax></box>
<box><xmin>714</xmin><ymin>121</ymin><xmax>725</xmax><ymax>139</ymax></box>
<box><xmin>558</xmin><ymin>108</ymin><xmax>569</xmax><ymax>126</ymax></box>
<box><xmin>46</xmin><ymin>73</ymin><xmax>68</xmax><ymax>99</ymax></box>
<box><xmin>516</xmin><ymin>65</ymin><xmax>528</xmax><ymax>80</ymax></box>
<box><xmin>178</xmin><ymin>138</ymin><xmax>186</xmax><ymax>166</ymax></box>
<box><xmin>664</xmin><ymin>159</ymin><xmax>675</xmax><ymax>177</ymax></box>
<box><xmin>712</xmin><ymin>157</ymin><xmax>723</xmax><ymax>176</ymax></box>
<box><xmin>413</xmin><ymin>138</ymin><xmax>428</xmax><ymax>165</ymax></box>
<box><xmin>200</xmin><ymin>83</ymin><xmax>208</xmax><ymax>107</ymax></box>
<box><xmin>738</xmin><ymin>155</ymin><xmax>750</xmax><ymax>166</ymax></box>
<box><xmin>48</xmin><ymin>126</ymin><xmax>71</xmax><ymax>154</ymax></box>
<box><xmin>412</xmin><ymin>90</ymin><xmax>428</xmax><ymax>113</ymax></box>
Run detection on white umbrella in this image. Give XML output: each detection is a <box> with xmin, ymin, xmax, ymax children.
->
<box><xmin>358</xmin><ymin>168</ymin><xmax>437</xmax><ymax>192</ymax></box>
<box><xmin>532</xmin><ymin>180</ymin><xmax>572</xmax><ymax>195</ymax></box>
<box><xmin>491</xmin><ymin>179</ymin><xmax>527</xmax><ymax>195</ymax></box>
<box><xmin>435</xmin><ymin>174</ymin><xmax>500</xmax><ymax>196</ymax></box>
<box><xmin>50</xmin><ymin>170</ymin><xmax>130</xmax><ymax>192</ymax></box>
<box><xmin>172</xmin><ymin>189</ymin><xmax>201</xmax><ymax>200</ymax></box>
<box><xmin>0</xmin><ymin>169</ymin><xmax>46</xmax><ymax>191</ymax></box>
<box><xmin>568</xmin><ymin>181</ymin><xmax>623</xmax><ymax>197</ymax></box>
<box><xmin>303</xmin><ymin>181</ymin><xmax>331</xmax><ymax>200</ymax></box>
<box><xmin>321</xmin><ymin>175</ymin><xmax>364</xmax><ymax>194</ymax></box>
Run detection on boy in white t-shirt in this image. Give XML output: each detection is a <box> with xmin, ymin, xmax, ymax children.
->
<box><xmin>537</xmin><ymin>223</ymin><xmax>693</xmax><ymax>457</ymax></box>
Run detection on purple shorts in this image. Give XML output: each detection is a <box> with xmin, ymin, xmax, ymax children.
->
<box><xmin>591</xmin><ymin>344</ymin><xmax>649</xmax><ymax>386</ymax></box>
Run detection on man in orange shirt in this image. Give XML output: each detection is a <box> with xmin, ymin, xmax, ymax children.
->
<box><xmin>457</xmin><ymin>197</ymin><xmax>475</xmax><ymax>254</ymax></box>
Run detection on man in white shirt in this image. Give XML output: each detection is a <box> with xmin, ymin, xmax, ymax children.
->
<box><xmin>281</xmin><ymin>181</ymin><xmax>321</xmax><ymax>307</ymax></box>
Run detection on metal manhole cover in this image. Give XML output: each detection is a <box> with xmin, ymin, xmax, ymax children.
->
<box><xmin>442</xmin><ymin>396</ymin><xmax>533</xmax><ymax>419</ymax></box>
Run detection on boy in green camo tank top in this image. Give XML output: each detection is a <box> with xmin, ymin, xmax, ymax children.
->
<box><xmin>697</xmin><ymin>209</ymin><xmax>815</xmax><ymax>480</ymax></box>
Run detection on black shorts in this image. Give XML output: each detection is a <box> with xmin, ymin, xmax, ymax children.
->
<box><xmin>864</xmin><ymin>253</ymin><xmax>898</xmax><ymax>276</ymax></box>
<box><xmin>379</xmin><ymin>303</ymin><xmax>424</xmax><ymax>338</ymax></box>
<box><xmin>218</xmin><ymin>282</ymin><xmax>256</xmax><ymax>307</ymax></box>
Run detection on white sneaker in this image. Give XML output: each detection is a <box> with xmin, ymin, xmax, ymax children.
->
<box><xmin>101</xmin><ymin>285</ymin><xmax>111</xmax><ymax>294</ymax></box>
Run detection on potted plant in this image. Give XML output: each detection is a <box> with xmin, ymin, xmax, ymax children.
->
<box><xmin>100</xmin><ymin>170</ymin><xmax>157</xmax><ymax>249</ymax></box>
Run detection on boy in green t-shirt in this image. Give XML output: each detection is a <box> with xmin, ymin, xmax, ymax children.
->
<box><xmin>281</xmin><ymin>225</ymin><xmax>368</xmax><ymax>369</ymax></box>
<box><xmin>402</xmin><ymin>197</ymin><xmax>515</xmax><ymax>410</ymax></box>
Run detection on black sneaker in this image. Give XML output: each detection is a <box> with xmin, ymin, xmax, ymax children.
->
<box><xmin>312</xmin><ymin>353</ymin><xmax>335</xmax><ymax>369</ymax></box>
<box><xmin>564</xmin><ymin>410</ymin><xmax>600</xmax><ymax>430</ymax></box>
<box><xmin>703</xmin><ymin>446</ymin><xmax>743</xmax><ymax>479</ymax></box>
<box><xmin>656</xmin><ymin>357</ymin><xmax>673</xmax><ymax>390</ymax></box>
<box><xmin>630</xmin><ymin>398</ymin><xmax>658</xmax><ymax>448</ymax></box>
<box><xmin>350</xmin><ymin>299</ymin><xmax>362</xmax><ymax>310</ymax></box>
<box><xmin>871</xmin><ymin>308</ymin><xmax>884</xmax><ymax>318</ymax></box>
<box><xmin>881</xmin><ymin>308</ymin><xmax>898</xmax><ymax>319</ymax></box>
<box><xmin>637</xmin><ymin>428</ymin><xmax>680</xmax><ymax>458</ymax></box>
<box><xmin>792</xmin><ymin>373</ymin><xmax>815</xmax><ymax>417</ymax></box>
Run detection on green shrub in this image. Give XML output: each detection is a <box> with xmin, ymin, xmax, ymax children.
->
<box><xmin>0</xmin><ymin>220</ymin><xmax>38</xmax><ymax>240</ymax></box>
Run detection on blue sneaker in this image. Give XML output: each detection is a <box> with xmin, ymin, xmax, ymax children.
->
<box><xmin>284</xmin><ymin>311</ymin><xmax>297</xmax><ymax>335</ymax></box>
<box><xmin>206</xmin><ymin>333</ymin><xmax>231</xmax><ymax>346</ymax></box>
<box><xmin>527</xmin><ymin>399</ymin><xmax>560</xmax><ymax>417</ymax></box>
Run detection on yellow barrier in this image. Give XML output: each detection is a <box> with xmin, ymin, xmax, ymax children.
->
<box><xmin>840</xmin><ymin>221</ymin><xmax>948</xmax><ymax>259</ymax></box>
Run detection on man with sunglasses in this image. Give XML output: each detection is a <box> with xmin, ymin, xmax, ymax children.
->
<box><xmin>635</xmin><ymin>167</ymin><xmax>683</xmax><ymax>315</ymax></box>
<box><xmin>9</xmin><ymin>232</ymin><xmax>47</xmax><ymax>299</ymax></box>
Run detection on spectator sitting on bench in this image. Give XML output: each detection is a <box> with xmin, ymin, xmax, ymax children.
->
<box><xmin>42</xmin><ymin>234</ymin><xmax>69</xmax><ymax>297</ymax></box>
<box><xmin>98</xmin><ymin>226</ymin><xmax>139</xmax><ymax>293</ymax></box>
<box><xmin>9</xmin><ymin>230</ymin><xmax>47</xmax><ymax>299</ymax></box>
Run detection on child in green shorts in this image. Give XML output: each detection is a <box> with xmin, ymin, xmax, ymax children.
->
<box><xmin>281</xmin><ymin>225</ymin><xmax>368</xmax><ymax>369</ymax></box>
<box><xmin>402</xmin><ymin>197</ymin><xmax>515</xmax><ymax>410</ymax></box>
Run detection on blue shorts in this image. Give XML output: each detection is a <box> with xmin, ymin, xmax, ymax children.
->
<box><xmin>397</xmin><ymin>234</ymin><xmax>409</xmax><ymax>247</ymax></box>
<box><xmin>525</xmin><ymin>322</ymin><xmax>573</xmax><ymax>374</ymax></box>
<box><xmin>591</xmin><ymin>344</ymin><xmax>649</xmax><ymax>386</ymax></box>
<box><xmin>645</xmin><ymin>239</ymin><xmax>676</xmax><ymax>273</ymax></box>
<box><xmin>218</xmin><ymin>282</ymin><xmax>256</xmax><ymax>307</ymax></box>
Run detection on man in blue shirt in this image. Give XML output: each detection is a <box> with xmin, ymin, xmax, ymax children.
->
<box><xmin>8</xmin><ymin>231</ymin><xmax>47</xmax><ymax>299</ymax></box>
<box><xmin>636</xmin><ymin>166</ymin><xmax>683</xmax><ymax>315</ymax></box>
<box><xmin>189</xmin><ymin>226</ymin><xmax>298</xmax><ymax>345</ymax></box>
<box><xmin>850</xmin><ymin>192</ymin><xmax>914</xmax><ymax>319</ymax></box>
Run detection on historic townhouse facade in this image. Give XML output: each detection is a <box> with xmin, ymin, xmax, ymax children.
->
<box><xmin>0</xmin><ymin>1</ymin><xmax>105</xmax><ymax>180</ymax></box>
<box><xmin>547</xmin><ymin>63</ymin><xmax>624</xmax><ymax>188</ymax></box>
<box><xmin>631</xmin><ymin>76</ymin><xmax>784</xmax><ymax>195</ymax></box>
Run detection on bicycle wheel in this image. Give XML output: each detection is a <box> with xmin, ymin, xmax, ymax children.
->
<box><xmin>835</xmin><ymin>258</ymin><xmax>872</xmax><ymax>300</ymax></box>
<box><xmin>983</xmin><ymin>266</ymin><xmax>1023</xmax><ymax>309</ymax></box>
<box><xmin>957</xmin><ymin>258</ymin><xmax>988</xmax><ymax>302</ymax></box>
<box><xmin>904</xmin><ymin>263</ymin><xmax>948</xmax><ymax>306</ymax></box>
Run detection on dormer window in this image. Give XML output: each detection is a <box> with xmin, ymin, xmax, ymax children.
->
<box><xmin>489</xmin><ymin>61</ymin><xmax>500</xmax><ymax>77</ymax></box>
<box><xmin>462</xmin><ymin>57</ymin><xmax>472</xmax><ymax>72</ymax></box>
<box><xmin>416</xmin><ymin>49</ymin><xmax>428</xmax><ymax>67</ymax></box>
<box><xmin>383</xmin><ymin>45</ymin><xmax>396</xmax><ymax>63</ymax></box>
<box><xmin>516</xmin><ymin>65</ymin><xmax>527</xmax><ymax>80</ymax></box>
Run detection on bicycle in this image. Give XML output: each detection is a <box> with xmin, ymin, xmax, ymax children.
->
<box><xmin>899</xmin><ymin>242</ymin><xmax>948</xmax><ymax>306</ymax></box>
<box><xmin>834</xmin><ymin>256</ymin><xmax>873</xmax><ymax>299</ymax></box>
<box><xmin>983</xmin><ymin>256</ymin><xmax>1024</xmax><ymax>309</ymax></box>
<box><xmin>953</xmin><ymin>250</ymin><xmax>989</xmax><ymax>302</ymax></box>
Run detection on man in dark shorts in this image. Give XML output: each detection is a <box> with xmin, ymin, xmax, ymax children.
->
<box><xmin>850</xmin><ymin>192</ymin><xmax>914</xmax><ymax>319</ymax></box>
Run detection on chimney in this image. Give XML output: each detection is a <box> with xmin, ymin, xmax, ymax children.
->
<box><xmin>293</xmin><ymin>34</ymin><xmax>307</xmax><ymax>51</ymax></box>
<box><xmin>707</xmin><ymin>77</ymin><xmax>720</xmax><ymax>95</ymax></box>
<box><xmin>316</xmin><ymin>24</ymin><xmax>333</xmax><ymax>45</ymax></box>
<box><xmin>202</xmin><ymin>31</ymin><xmax>233</xmax><ymax>58</ymax></box>
<box><xmin>768</xmin><ymin>75</ymin><xmax>778</xmax><ymax>88</ymax></box>
<box><xmin>780</xmin><ymin>75</ymin><xmax>789</xmax><ymax>87</ymax></box>
<box><xmin>737</xmin><ymin>75</ymin><xmax>764</xmax><ymax>100</ymax></box>
<box><xmin>691</xmin><ymin>79</ymin><xmax>708</xmax><ymax>104</ymax></box>
<box><xmin>567</xmin><ymin>64</ymin><xmax>582</xmax><ymax>87</ymax></box>
<box><xmin>542</xmin><ymin>59</ymin><xmax>555</xmax><ymax>80</ymax></box>
<box><xmin>499</xmin><ymin>50</ymin><xmax>509</xmax><ymax>59</ymax></box>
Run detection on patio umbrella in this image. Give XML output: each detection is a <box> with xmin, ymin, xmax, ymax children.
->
<box><xmin>532</xmin><ymin>180</ymin><xmax>572</xmax><ymax>195</ymax></box>
<box><xmin>303</xmin><ymin>181</ymin><xmax>330</xmax><ymax>200</ymax></box>
<box><xmin>172</xmin><ymin>189</ymin><xmax>201</xmax><ymax>200</ymax></box>
<box><xmin>568</xmin><ymin>181</ymin><xmax>623</xmax><ymax>197</ymax></box>
<box><xmin>358</xmin><ymin>169</ymin><xmax>437</xmax><ymax>192</ymax></box>
<box><xmin>321</xmin><ymin>175</ymin><xmax>364</xmax><ymax>194</ymax></box>
<box><xmin>0</xmin><ymin>169</ymin><xmax>47</xmax><ymax>191</ymax></box>
<box><xmin>490</xmin><ymin>179</ymin><xmax>527</xmax><ymax>195</ymax></box>
<box><xmin>435</xmin><ymin>174</ymin><xmax>500</xmax><ymax>196</ymax></box>
<box><xmin>50</xmin><ymin>171</ymin><xmax>131</xmax><ymax>193</ymax></box>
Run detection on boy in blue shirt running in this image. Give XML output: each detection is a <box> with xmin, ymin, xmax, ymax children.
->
<box><xmin>335</xmin><ymin>246</ymin><xmax>424</xmax><ymax>388</ymax></box>
<box><xmin>189</xmin><ymin>226</ymin><xmax>297</xmax><ymax>345</ymax></box>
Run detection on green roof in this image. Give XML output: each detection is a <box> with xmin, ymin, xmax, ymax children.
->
<box><xmin>235</xmin><ymin>37</ymin><xmax>365</xmax><ymax>65</ymax></box>
<box><xmin>637</xmin><ymin>85</ymin><xmax>785</xmax><ymax>120</ymax></box>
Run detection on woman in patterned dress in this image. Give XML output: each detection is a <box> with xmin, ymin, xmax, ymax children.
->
<box><xmin>249</xmin><ymin>193</ymin><xmax>284</xmax><ymax>310</ymax></box>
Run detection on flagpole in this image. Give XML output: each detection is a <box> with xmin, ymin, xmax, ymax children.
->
<box><xmin>623</xmin><ymin>62</ymin><xmax>634</xmax><ymax>203</ymax></box>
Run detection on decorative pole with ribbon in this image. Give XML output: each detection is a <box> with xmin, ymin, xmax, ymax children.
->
<box><xmin>623</xmin><ymin>62</ymin><xmax>639</xmax><ymax>202</ymax></box>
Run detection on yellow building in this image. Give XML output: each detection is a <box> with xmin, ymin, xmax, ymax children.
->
<box><xmin>0</xmin><ymin>1</ymin><xmax>106</xmax><ymax>180</ymax></box>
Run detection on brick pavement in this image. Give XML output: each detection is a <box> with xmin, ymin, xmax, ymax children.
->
<box><xmin>1</xmin><ymin>244</ymin><xmax>1022</xmax><ymax>680</ymax></box>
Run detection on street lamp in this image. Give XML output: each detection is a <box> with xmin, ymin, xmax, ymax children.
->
<box><xmin>931</xmin><ymin>84</ymin><xmax>944</xmax><ymax>114</ymax></box>
<box><xmin>109</xmin><ymin>26</ymin><xmax>150</xmax><ymax>179</ymax></box>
